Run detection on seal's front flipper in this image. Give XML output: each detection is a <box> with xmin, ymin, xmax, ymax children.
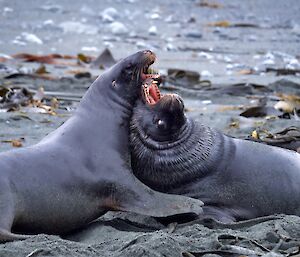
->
<box><xmin>113</xmin><ymin>175</ymin><xmax>203</xmax><ymax>217</ymax></box>
<box><xmin>0</xmin><ymin>229</ymin><xmax>31</xmax><ymax>243</ymax></box>
<box><xmin>175</xmin><ymin>206</ymin><xmax>237</xmax><ymax>229</ymax></box>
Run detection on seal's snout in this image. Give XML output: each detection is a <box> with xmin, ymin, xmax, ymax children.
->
<box><xmin>140</xmin><ymin>50</ymin><xmax>161</xmax><ymax>105</ymax></box>
<box><xmin>143</xmin><ymin>50</ymin><xmax>156</xmax><ymax>64</ymax></box>
<box><xmin>143</xmin><ymin>50</ymin><xmax>153</xmax><ymax>54</ymax></box>
<box><xmin>157</xmin><ymin>94</ymin><xmax>185</xmax><ymax>114</ymax></box>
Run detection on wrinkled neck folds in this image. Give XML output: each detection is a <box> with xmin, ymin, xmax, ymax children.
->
<box><xmin>130</xmin><ymin>119</ymin><xmax>223</xmax><ymax>191</ymax></box>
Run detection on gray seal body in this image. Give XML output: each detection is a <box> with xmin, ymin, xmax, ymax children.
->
<box><xmin>0</xmin><ymin>52</ymin><xmax>203</xmax><ymax>242</ymax></box>
<box><xmin>130</xmin><ymin>94</ymin><xmax>300</xmax><ymax>223</ymax></box>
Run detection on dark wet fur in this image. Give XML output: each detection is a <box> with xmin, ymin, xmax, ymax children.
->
<box><xmin>130</xmin><ymin>99</ymin><xmax>222</xmax><ymax>192</ymax></box>
<box><xmin>130</xmin><ymin>94</ymin><xmax>300</xmax><ymax>222</ymax></box>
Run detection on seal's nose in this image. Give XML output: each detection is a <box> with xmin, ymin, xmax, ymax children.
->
<box><xmin>158</xmin><ymin>94</ymin><xmax>185</xmax><ymax>113</ymax></box>
<box><xmin>143</xmin><ymin>50</ymin><xmax>156</xmax><ymax>63</ymax></box>
<box><xmin>143</xmin><ymin>50</ymin><xmax>153</xmax><ymax>55</ymax></box>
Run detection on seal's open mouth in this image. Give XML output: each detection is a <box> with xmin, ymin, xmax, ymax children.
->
<box><xmin>141</xmin><ymin>76</ymin><xmax>161</xmax><ymax>105</ymax></box>
<box><xmin>139</xmin><ymin>50</ymin><xmax>162</xmax><ymax>105</ymax></box>
<box><xmin>141</xmin><ymin>69</ymin><xmax>162</xmax><ymax>105</ymax></box>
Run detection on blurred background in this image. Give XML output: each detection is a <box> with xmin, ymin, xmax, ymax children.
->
<box><xmin>0</xmin><ymin>0</ymin><xmax>300</xmax><ymax>151</ymax></box>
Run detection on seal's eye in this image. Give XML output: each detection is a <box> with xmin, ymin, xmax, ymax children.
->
<box><xmin>126</xmin><ymin>62</ymin><xmax>133</xmax><ymax>69</ymax></box>
<box><xmin>156</xmin><ymin>119</ymin><xmax>167</xmax><ymax>130</ymax></box>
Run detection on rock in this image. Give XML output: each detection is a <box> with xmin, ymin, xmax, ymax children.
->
<box><xmin>201</xmin><ymin>70</ymin><xmax>213</xmax><ymax>77</ymax></box>
<box><xmin>292</xmin><ymin>24</ymin><xmax>300</xmax><ymax>36</ymax></box>
<box><xmin>100</xmin><ymin>7</ymin><xmax>119</xmax><ymax>23</ymax></box>
<box><xmin>263</xmin><ymin>59</ymin><xmax>275</xmax><ymax>65</ymax></box>
<box><xmin>198</xmin><ymin>52</ymin><xmax>214</xmax><ymax>60</ymax></box>
<box><xmin>59</xmin><ymin>21</ymin><xmax>98</xmax><ymax>35</ymax></box>
<box><xmin>40</xmin><ymin>4</ymin><xmax>63</xmax><ymax>13</ymax></box>
<box><xmin>164</xmin><ymin>15</ymin><xmax>175</xmax><ymax>23</ymax></box>
<box><xmin>247</xmin><ymin>35</ymin><xmax>258</xmax><ymax>41</ymax></box>
<box><xmin>150</xmin><ymin>13</ymin><xmax>160</xmax><ymax>20</ymax></box>
<box><xmin>101</xmin><ymin>7</ymin><xmax>119</xmax><ymax>19</ymax></box>
<box><xmin>148</xmin><ymin>26</ymin><xmax>157</xmax><ymax>35</ymax></box>
<box><xmin>43</xmin><ymin>19</ymin><xmax>54</xmax><ymax>26</ymax></box>
<box><xmin>14</xmin><ymin>32</ymin><xmax>43</xmax><ymax>45</ymax></box>
<box><xmin>165</xmin><ymin>43</ymin><xmax>177</xmax><ymax>51</ymax></box>
<box><xmin>184</xmin><ymin>31</ymin><xmax>202</xmax><ymax>38</ymax></box>
<box><xmin>109</xmin><ymin>22</ymin><xmax>128</xmax><ymax>35</ymax></box>
<box><xmin>136</xmin><ymin>41</ymin><xmax>147</xmax><ymax>48</ymax></box>
<box><xmin>81</xmin><ymin>46</ymin><xmax>99</xmax><ymax>52</ymax></box>
<box><xmin>80</xmin><ymin>5</ymin><xmax>95</xmax><ymax>16</ymax></box>
<box><xmin>22</xmin><ymin>32</ymin><xmax>43</xmax><ymax>45</ymax></box>
<box><xmin>3</xmin><ymin>7</ymin><xmax>13</xmax><ymax>13</ymax></box>
<box><xmin>90</xmin><ymin>48</ymin><xmax>116</xmax><ymax>69</ymax></box>
<box><xmin>269</xmin><ymin>79</ymin><xmax>300</xmax><ymax>95</ymax></box>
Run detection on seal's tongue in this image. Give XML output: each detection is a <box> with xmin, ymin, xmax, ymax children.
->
<box><xmin>142</xmin><ymin>78</ymin><xmax>161</xmax><ymax>105</ymax></box>
<box><xmin>149</xmin><ymin>83</ymin><xmax>160</xmax><ymax>102</ymax></box>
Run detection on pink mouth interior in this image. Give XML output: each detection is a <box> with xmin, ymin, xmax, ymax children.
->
<box><xmin>141</xmin><ymin>74</ymin><xmax>161</xmax><ymax>105</ymax></box>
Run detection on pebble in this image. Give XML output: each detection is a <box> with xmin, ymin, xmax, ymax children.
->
<box><xmin>59</xmin><ymin>21</ymin><xmax>98</xmax><ymax>35</ymax></box>
<box><xmin>223</xmin><ymin>56</ymin><xmax>233</xmax><ymax>63</ymax></box>
<box><xmin>226</xmin><ymin>63</ymin><xmax>250</xmax><ymax>71</ymax></box>
<box><xmin>43</xmin><ymin>19</ymin><xmax>54</xmax><ymax>26</ymax></box>
<box><xmin>12</xmin><ymin>39</ymin><xmax>26</xmax><ymax>46</ymax></box>
<box><xmin>150</xmin><ymin>13</ymin><xmax>160</xmax><ymax>20</ymax></box>
<box><xmin>3</xmin><ymin>7</ymin><xmax>13</xmax><ymax>13</ymax></box>
<box><xmin>287</xmin><ymin>59</ymin><xmax>300</xmax><ymax>68</ymax></box>
<box><xmin>184</xmin><ymin>31</ymin><xmax>202</xmax><ymax>39</ymax></box>
<box><xmin>101</xmin><ymin>7</ymin><xmax>120</xmax><ymax>19</ymax></box>
<box><xmin>0</xmin><ymin>53</ymin><xmax>12</xmax><ymax>59</ymax></box>
<box><xmin>263</xmin><ymin>59</ymin><xmax>275</xmax><ymax>65</ymax></box>
<box><xmin>165</xmin><ymin>43</ymin><xmax>177</xmax><ymax>51</ymax></box>
<box><xmin>103</xmin><ymin>41</ymin><xmax>114</xmax><ymax>48</ymax></box>
<box><xmin>40</xmin><ymin>4</ymin><xmax>62</xmax><ymax>13</ymax></box>
<box><xmin>201</xmin><ymin>70</ymin><xmax>213</xmax><ymax>77</ymax></box>
<box><xmin>292</xmin><ymin>24</ymin><xmax>300</xmax><ymax>36</ymax></box>
<box><xmin>135</xmin><ymin>41</ymin><xmax>156</xmax><ymax>50</ymax></box>
<box><xmin>136</xmin><ymin>41</ymin><xmax>147</xmax><ymax>48</ymax></box>
<box><xmin>198</xmin><ymin>52</ymin><xmax>214</xmax><ymax>60</ymax></box>
<box><xmin>100</xmin><ymin>7</ymin><xmax>119</xmax><ymax>23</ymax></box>
<box><xmin>81</xmin><ymin>46</ymin><xmax>99</xmax><ymax>52</ymax></box>
<box><xmin>264</xmin><ymin>52</ymin><xmax>275</xmax><ymax>60</ymax></box>
<box><xmin>247</xmin><ymin>35</ymin><xmax>258</xmax><ymax>42</ymax></box>
<box><xmin>164</xmin><ymin>15</ymin><xmax>175</xmax><ymax>23</ymax></box>
<box><xmin>13</xmin><ymin>32</ymin><xmax>43</xmax><ymax>45</ymax></box>
<box><xmin>148</xmin><ymin>26</ymin><xmax>157</xmax><ymax>35</ymax></box>
<box><xmin>80</xmin><ymin>5</ymin><xmax>95</xmax><ymax>16</ymax></box>
<box><xmin>109</xmin><ymin>22</ymin><xmax>128</xmax><ymax>35</ymax></box>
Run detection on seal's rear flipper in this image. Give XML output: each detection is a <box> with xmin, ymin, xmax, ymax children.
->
<box><xmin>0</xmin><ymin>229</ymin><xmax>31</xmax><ymax>243</ymax></box>
<box><xmin>114</xmin><ymin>176</ymin><xmax>203</xmax><ymax>217</ymax></box>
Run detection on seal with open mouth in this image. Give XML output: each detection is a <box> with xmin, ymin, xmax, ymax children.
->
<box><xmin>0</xmin><ymin>51</ymin><xmax>203</xmax><ymax>242</ymax></box>
<box><xmin>130</xmin><ymin>86</ymin><xmax>300</xmax><ymax>223</ymax></box>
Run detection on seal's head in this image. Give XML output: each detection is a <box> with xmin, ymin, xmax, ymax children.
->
<box><xmin>133</xmin><ymin>93</ymin><xmax>187</xmax><ymax>142</ymax></box>
<box><xmin>130</xmin><ymin>81</ymin><xmax>216</xmax><ymax>191</ymax></box>
<box><xmin>106</xmin><ymin>50</ymin><xmax>160</xmax><ymax>104</ymax></box>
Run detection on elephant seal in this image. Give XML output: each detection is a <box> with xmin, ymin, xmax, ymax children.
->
<box><xmin>0</xmin><ymin>51</ymin><xmax>203</xmax><ymax>243</ymax></box>
<box><xmin>130</xmin><ymin>90</ymin><xmax>300</xmax><ymax>223</ymax></box>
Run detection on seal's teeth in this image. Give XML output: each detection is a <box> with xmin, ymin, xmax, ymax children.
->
<box><xmin>144</xmin><ymin>74</ymin><xmax>160</xmax><ymax>80</ymax></box>
<box><xmin>147</xmin><ymin>67</ymin><xmax>159</xmax><ymax>74</ymax></box>
<box><xmin>147</xmin><ymin>67</ymin><xmax>153</xmax><ymax>74</ymax></box>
